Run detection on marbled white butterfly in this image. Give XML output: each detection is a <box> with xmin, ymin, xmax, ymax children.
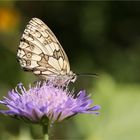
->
<box><xmin>17</xmin><ymin>18</ymin><xmax>76</xmax><ymax>86</ymax></box>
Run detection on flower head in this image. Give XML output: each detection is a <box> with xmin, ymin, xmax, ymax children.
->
<box><xmin>0</xmin><ymin>82</ymin><xmax>100</xmax><ymax>123</ymax></box>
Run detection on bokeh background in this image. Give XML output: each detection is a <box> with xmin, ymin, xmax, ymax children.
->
<box><xmin>0</xmin><ymin>1</ymin><xmax>140</xmax><ymax>140</ymax></box>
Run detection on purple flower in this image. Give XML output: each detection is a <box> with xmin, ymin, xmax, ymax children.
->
<box><xmin>0</xmin><ymin>82</ymin><xmax>100</xmax><ymax>123</ymax></box>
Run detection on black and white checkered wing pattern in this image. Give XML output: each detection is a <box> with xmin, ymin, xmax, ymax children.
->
<box><xmin>17</xmin><ymin>18</ymin><xmax>71</xmax><ymax>80</ymax></box>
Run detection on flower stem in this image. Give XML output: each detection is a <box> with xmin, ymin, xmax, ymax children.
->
<box><xmin>44</xmin><ymin>134</ymin><xmax>49</xmax><ymax>140</ymax></box>
<box><xmin>42</xmin><ymin>124</ymin><xmax>49</xmax><ymax>140</ymax></box>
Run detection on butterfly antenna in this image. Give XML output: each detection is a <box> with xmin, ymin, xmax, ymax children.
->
<box><xmin>77</xmin><ymin>73</ymin><xmax>99</xmax><ymax>78</ymax></box>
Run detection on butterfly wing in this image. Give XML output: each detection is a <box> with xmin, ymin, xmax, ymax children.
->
<box><xmin>17</xmin><ymin>18</ymin><xmax>71</xmax><ymax>79</ymax></box>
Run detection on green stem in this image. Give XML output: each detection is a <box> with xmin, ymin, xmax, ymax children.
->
<box><xmin>42</xmin><ymin>124</ymin><xmax>49</xmax><ymax>140</ymax></box>
<box><xmin>44</xmin><ymin>134</ymin><xmax>49</xmax><ymax>140</ymax></box>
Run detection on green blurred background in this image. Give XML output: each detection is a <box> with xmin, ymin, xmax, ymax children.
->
<box><xmin>0</xmin><ymin>1</ymin><xmax>140</xmax><ymax>140</ymax></box>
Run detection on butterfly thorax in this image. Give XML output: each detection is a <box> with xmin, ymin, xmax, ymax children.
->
<box><xmin>44</xmin><ymin>71</ymin><xmax>77</xmax><ymax>87</ymax></box>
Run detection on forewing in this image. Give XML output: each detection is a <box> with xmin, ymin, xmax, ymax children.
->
<box><xmin>17</xmin><ymin>18</ymin><xmax>71</xmax><ymax>79</ymax></box>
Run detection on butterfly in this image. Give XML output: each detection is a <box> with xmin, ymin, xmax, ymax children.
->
<box><xmin>17</xmin><ymin>18</ymin><xmax>77</xmax><ymax>86</ymax></box>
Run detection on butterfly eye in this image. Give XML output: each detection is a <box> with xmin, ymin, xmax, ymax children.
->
<box><xmin>71</xmin><ymin>75</ymin><xmax>77</xmax><ymax>83</ymax></box>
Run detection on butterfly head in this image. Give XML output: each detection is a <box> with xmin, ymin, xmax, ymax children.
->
<box><xmin>68</xmin><ymin>71</ymin><xmax>77</xmax><ymax>83</ymax></box>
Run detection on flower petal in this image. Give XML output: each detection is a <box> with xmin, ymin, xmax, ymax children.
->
<box><xmin>0</xmin><ymin>82</ymin><xmax>100</xmax><ymax>123</ymax></box>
